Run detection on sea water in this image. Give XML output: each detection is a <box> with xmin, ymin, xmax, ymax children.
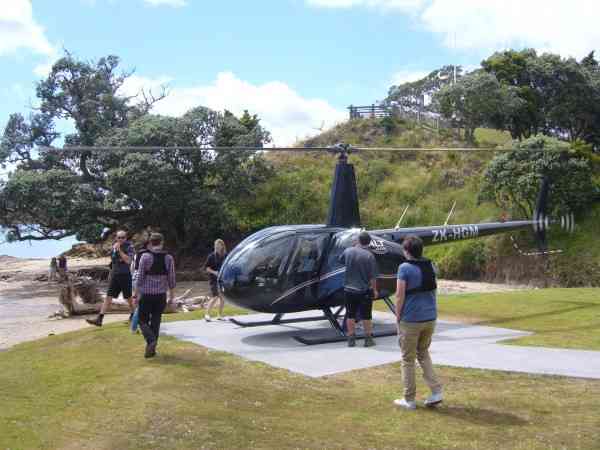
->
<box><xmin>0</xmin><ymin>235</ymin><xmax>80</xmax><ymax>259</ymax></box>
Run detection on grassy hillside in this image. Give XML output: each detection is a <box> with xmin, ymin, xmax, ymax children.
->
<box><xmin>238</xmin><ymin>117</ymin><xmax>599</xmax><ymax>286</ymax></box>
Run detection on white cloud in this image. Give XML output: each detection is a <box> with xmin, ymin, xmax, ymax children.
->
<box><xmin>308</xmin><ymin>0</ymin><xmax>600</xmax><ymax>58</ymax></box>
<box><xmin>143</xmin><ymin>0</ymin><xmax>187</xmax><ymax>7</ymax></box>
<box><xmin>391</xmin><ymin>69</ymin><xmax>430</xmax><ymax>85</ymax></box>
<box><xmin>420</xmin><ymin>0</ymin><xmax>600</xmax><ymax>58</ymax></box>
<box><xmin>33</xmin><ymin>61</ymin><xmax>55</xmax><ymax>77</ymax></box>
<box><xmin>119</xmin><ymin>73</ymin><xmax>346</xmax><ymax>146</ymax></box>
<box><xmin>306</xmin><ymin>0</ymin><xmax>425</xmax><ymax>12</ymax></box>
<box><xmin>0</xmin><ymin>0</ymin><xmax>54</xmax><ymax>56</ymax></box>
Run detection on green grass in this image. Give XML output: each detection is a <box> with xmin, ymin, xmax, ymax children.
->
<box><xmin>436</xmin><ymin>288</ymin><xmax>600</xmax><ymax>350</ymax></box>
<box><xmin>1</xmin><ymin>290</ymin><xmax>600</xmax><ymax>449</ymax></box>
<box><xmin>473</xmin><ymin>128</ymin><xmax>512</xmax><ymax>147</ymax></box>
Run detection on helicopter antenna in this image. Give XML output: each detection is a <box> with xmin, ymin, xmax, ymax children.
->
<box><xmin>394</xmin><ymin>205</ymin><xmax>410</xmax><ymax>229</ymax></box>
<box><xmin>443</xmin><ymin>200</ymin><xmax>457</xmax><ymax>226</ymax></box>
<box><xmin>312</xmin><ymin>120</ymin><xmax>325</xmax><ymax>132</ymax></box>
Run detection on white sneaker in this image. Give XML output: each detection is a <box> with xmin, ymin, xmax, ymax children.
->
<box><xmin>204</xmin><ymin>314</ymin><xmax>211</xmax><ymax>322</ymax></box>
<box><xmin>393</xmin><ymin>398</ymin><xmax>416</xmax><ymax>410</ymax></box>
<box><xmin>424</xmin><ymin>391</ymin><xmax>443</xmax><ymax>407</ymax></box>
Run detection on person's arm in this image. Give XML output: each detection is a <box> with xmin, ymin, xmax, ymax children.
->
<box><xmin>370</xmin><ymin>255</ymin><xmax>379</xmax><ymax>299</ymax></box>
<box><xmin>338</xmin><ymin>249</ymin><xmax>346</xmax><ymax>265</ymax></box>
<box><xmin>119</xmin><ymin>244</ymin><xmax>132</xmax><ymax>265</ymax></box>
<box><xmin>395</xmin><ymin>278</ymin><xmax>406</xmax><ymax>330</ymax></box>
<box><xmin>136</xmin><ymin>254</ymin><xmax>149</xmax><ymax>291</ymax></box>
<box><xmin>395</xmin><ymin>263</ymin><xmax>407</xmax><ymax>328</ymax></box>
<box><xmin>205</xmin><ymin>254</ymin><xmax>218</xmax><ymax>277</ymax></box>
<box><xmin>370</xmin><ymin>278</ymin><xmax>378</xmax><ymax>299</ymax></box>
<box><xmin>167</xmin><ymin>255</ymin><xmax>176</xmax><ymax>302</ymax></box>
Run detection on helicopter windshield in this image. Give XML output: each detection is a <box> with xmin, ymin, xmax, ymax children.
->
<box><xmin>219</xmin><ymin>229</ymin><xmax>331</xmax><ymax>312</ymax></box>
<box><xmin>218</xmin><ymin>232</ymin><xmax>296</xmax><ymax>310</ymax></box>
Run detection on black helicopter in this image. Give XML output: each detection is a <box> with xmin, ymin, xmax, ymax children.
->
<box><xmin>215</xmin><ymin>144</ymin><xmax>573</xmax><ymax>344</ymax></box>
<box><xmin>51</xmin><ymin>143</ymin><xmax>573</xmax><ymax>344</ymax></box>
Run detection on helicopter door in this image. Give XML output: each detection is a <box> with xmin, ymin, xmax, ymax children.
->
<box><xmin>286</xmin><ymin>233</ymin><xmax>329</xmax><ymax>301</ymax></box>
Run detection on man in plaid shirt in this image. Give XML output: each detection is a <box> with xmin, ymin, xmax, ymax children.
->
<box><xmin>136</xmin><ymin>232</ymin><xmax>176</xmax><ymax>358</ymax></box>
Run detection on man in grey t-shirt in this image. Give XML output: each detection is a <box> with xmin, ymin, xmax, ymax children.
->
<box><xmin>338</xmin><ymin>231</ymin><xmax>379</xmax><ymax>347</ymax></box>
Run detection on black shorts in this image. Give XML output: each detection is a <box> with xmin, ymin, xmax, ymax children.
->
<box><xmin>107</xmin><ymin>273</ymin><xmax>132</xmax><ymax>299</ymax></box>
<box><xmin>345</xmin><ymin>290</ymin><xmax>373</xmax><ymax>320</ymax></box>
<box><xmin>209</xmin><ymin>281</ymin><xmax>219</xmax><ymax>297</ymax></box>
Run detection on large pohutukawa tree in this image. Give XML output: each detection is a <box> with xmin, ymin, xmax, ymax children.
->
<box><xmin>0</xmin><ymin>52</ymin><xmax>272</xmax><ymax>255</ymax></box>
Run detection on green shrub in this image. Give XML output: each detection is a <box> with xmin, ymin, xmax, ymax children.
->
<box><xmin>426</xmin><ymin>240</ymin><xmax>488</xmax><ymax>280</ymax></box>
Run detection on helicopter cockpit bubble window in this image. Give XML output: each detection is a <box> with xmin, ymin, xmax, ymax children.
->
<box><xmin>223</xmin><ymin>231</ymin><xmax>296</xmax><ymax>289</ymax></box>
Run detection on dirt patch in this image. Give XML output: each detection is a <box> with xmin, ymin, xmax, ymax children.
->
<box><xmin>437</xmin><ymin>279</ymin><xmax>528</xmax><ymax>295</ymax></box>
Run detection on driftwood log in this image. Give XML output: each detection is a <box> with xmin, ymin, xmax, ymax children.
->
<box><xmin>57</xmin><ymin>278</ymin><xmax>210</xmax><ymax>317</ymax></box>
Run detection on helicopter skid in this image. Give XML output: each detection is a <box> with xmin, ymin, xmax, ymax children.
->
<box><xmin>229</xmin><ymin>313</ymin><xmax>332</xmax><ymax>328</ymax></box>
<box><xmin>293</xmin><ymin>326</ymin><xmax>398</xmax><ymax>345</ymax></box>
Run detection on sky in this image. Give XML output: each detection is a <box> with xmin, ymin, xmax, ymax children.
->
<box><xmin>1</xmin><ymin>0</ymin><xmax>599</xmax><ymax>257</ymax></box>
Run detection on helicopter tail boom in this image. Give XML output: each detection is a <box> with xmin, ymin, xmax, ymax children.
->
<box><xmin>370</xmin><ymin>176</ymin><xmax>574</xmax><ymax>252</ymax></box>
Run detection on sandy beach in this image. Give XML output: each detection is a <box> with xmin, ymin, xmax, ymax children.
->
<box><xmin>0</xmin><ymin>256</ymin><xmax>212</xmax><ymax>350</ymax></box>
<box><xmin>0</xmin><ymin>256</ymin><xmax>526</xmax><ymax>351</ymax></box>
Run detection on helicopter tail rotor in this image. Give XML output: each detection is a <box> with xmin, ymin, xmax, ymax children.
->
<box><xmin>514</xmin><ymin>177</ymin><xmax>575</xmax><ymax>256</ymax></box>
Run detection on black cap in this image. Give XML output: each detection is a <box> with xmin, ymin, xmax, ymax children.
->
<box><xmin>358</xmin><ymin>231</ymin><xmax>371</xmax><ymax>246</ymax></box>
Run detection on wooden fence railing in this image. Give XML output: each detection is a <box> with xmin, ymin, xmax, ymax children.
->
<box><xmin>348</xmin><ymin>104</ymin><xmax>451</xmax><ymax>130</ymax></box>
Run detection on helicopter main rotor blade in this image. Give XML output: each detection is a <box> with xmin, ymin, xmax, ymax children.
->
<box><xmin>38</xmin><ymin>146</ymin><xmax>331</xmax><ymax>153</ymax></box>
<box><xmin>39</xmin><ymin>145</ymin><xmax>506</xmax><ymax>153</ymax></box>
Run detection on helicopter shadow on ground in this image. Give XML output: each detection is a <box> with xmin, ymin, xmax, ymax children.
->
<box><xmin>237</xmin><ymin>317</ymin><xmax>530</xmax><ymax>352</ymax></box>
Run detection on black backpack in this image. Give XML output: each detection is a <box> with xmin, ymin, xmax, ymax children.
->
<box><xmin>146</xmin><ymin>252</ymin><xmax>168</xmax><ymax>276</ymax></box>
<box><xmin>404</xmin><ymin>259</ymin><xmax>437</xmax><ymax>294</ymax></box>
<box><xmin>134</xmin><ymin>249</ymin><xmax>150</xmax><ymax>271</ymax></box>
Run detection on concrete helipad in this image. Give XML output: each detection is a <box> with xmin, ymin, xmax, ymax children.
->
<box><xmin>161</xmin><ymin>311</ymin><xmax>600</xmax><ymax>379</ymax></box>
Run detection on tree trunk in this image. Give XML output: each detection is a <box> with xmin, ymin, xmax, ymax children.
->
<box><xmin>58</xmin><ymin>279</ymin><xmax>209</xmax><ymax>316</ymax></box>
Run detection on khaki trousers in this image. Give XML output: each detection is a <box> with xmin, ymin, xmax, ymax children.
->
<box><xmin>398</xmin><ymin>320</ymin><xmax>442</xmax><ymax>402</ymax></box>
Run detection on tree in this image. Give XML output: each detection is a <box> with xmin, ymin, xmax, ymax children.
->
<box><xmin>479</xmin><ymin>135</ymin><xmax>597</xmax><ymax>218</ymax></box>
<box><xmin>385</xmin><ymin>65</ymin><xmax>463</xmax><ymax>111</ymax></box>
<box><xmin>0</xmin><ymin>53</ymin><xmax>272</xmax><ymax>254</ymax></box>
<box><xmin>434</xmin><ymin>71</ymin><xmax>523</xmax><ymax>143</ymax></box>
<box><xmin>481</xmin><ymin>49</ymin><xmax>543</xmax><ymax>139</ymax></box>
<box><xmin>482</xmin><ymin>49</ymin><xmax>600</xmax><ymax>145</ymax></box>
